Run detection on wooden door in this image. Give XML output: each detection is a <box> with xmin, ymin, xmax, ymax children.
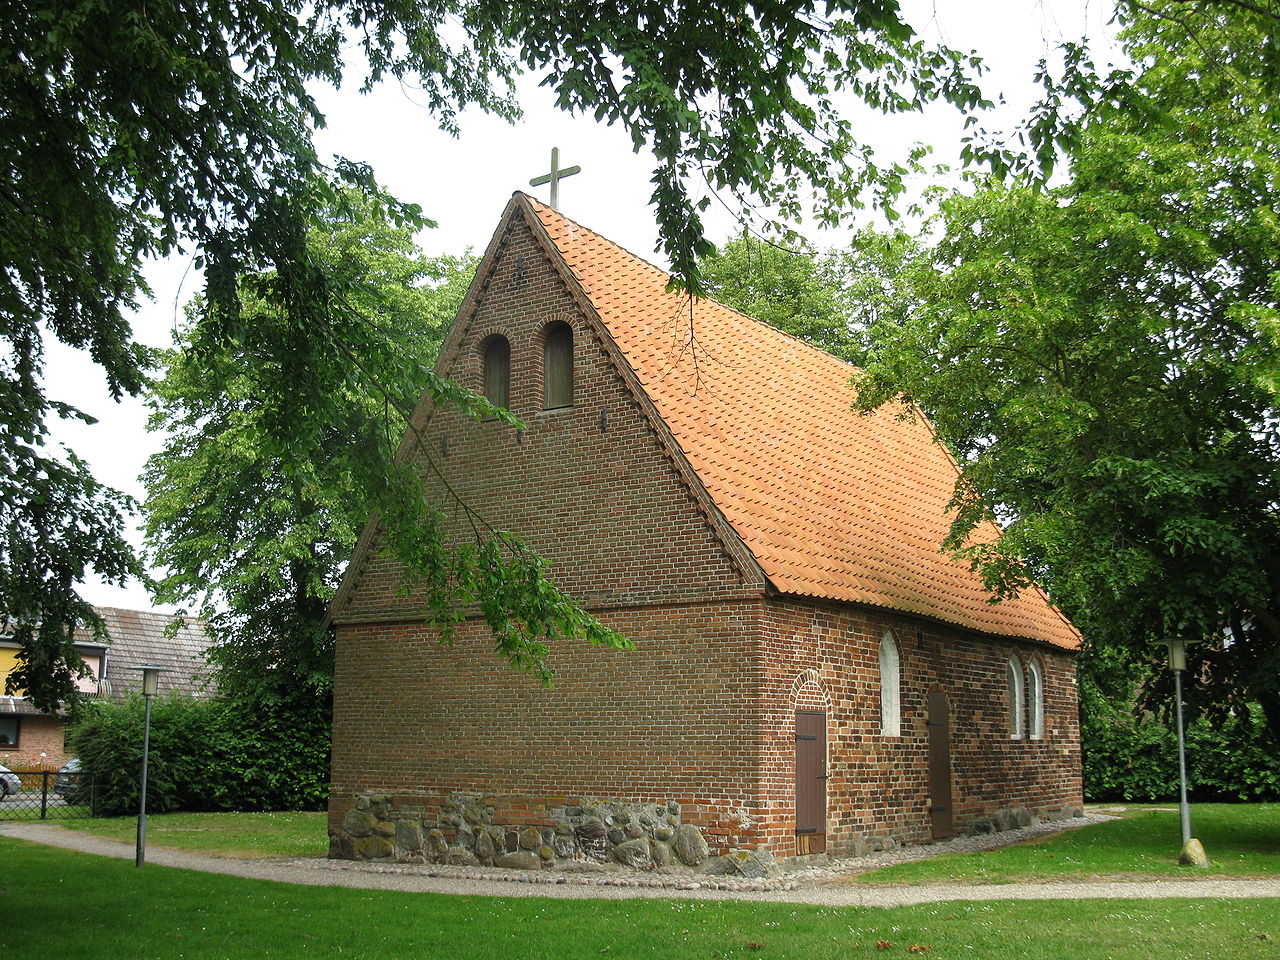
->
<box><xmin>795</xmin><ymin>710</ymin><xmax>827</xmax><ymax>854</ymax></box>
<box><xmin>927</xmin><ymin>688</ymin><xmax>954</xmax><ymax>839</ymax></box>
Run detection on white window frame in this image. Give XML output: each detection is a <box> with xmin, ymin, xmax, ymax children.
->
<box><xmin>1027</xmin><ymin>659</ymin><xmax>1044</xmax><ymax>739</ymax></box>
<box><xmin>879</xmin><ymin>631</ymin><xmax>901</xmax><ymax>737</ymax></box>
<box><xmin>1007</xmin><ymin>655</ymin><xmax>1025</xmax><ymax>740</ymax></box>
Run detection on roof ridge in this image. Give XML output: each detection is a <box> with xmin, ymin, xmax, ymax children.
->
<box><xmin>92</xmin><ymin>605</ymin><xmax>174</xmax><ymax>620</ymax></box>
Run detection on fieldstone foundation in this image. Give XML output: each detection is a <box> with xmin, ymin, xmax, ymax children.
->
<box><xmin>330</xmin><ymin>793</ymin><xmax>1084</xmax><ymax>872</ymax></box>
<box><xmin>329</xmin><ymin>793</ymin><xmax>779</xmax><ymax>877</ymax></box>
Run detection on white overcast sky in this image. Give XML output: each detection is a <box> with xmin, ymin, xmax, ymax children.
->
<box><xmin>47</xmin><ymin>0</ymin><xmax>1123</xmax><ymax>611</ymax></box>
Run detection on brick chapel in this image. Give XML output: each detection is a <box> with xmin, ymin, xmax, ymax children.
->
<box><xmin>325</xmin><ymin>192</ymin><xmax>1084</xmax><ymax>869</ymax></box>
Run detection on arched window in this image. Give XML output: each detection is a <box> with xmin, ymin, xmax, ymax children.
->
<box><xmin>543</xmin><ymin>321</ymin><xmax>573</xmax><ymax>409</ymax></box>
<box><xmin>481</xmin><ymin>335</ymin><xmax>510</xmax><ymax>409</ymax></box>
<box><xmin>1007</xmin><ymin>655</ymin><xmax>1025</xmax><ymax>739</ymax></box>
<box><xmin>1027</xmin><ymin>660</ymin><xmax>1044</xmax><ymax>739</ymax></box>
<box><xmin>879</xmin><ymin>632</ymin><xmax>901</xmax><ymax>737</ymax></box>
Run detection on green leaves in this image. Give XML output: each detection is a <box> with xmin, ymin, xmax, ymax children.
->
<box><xmin>474</xmin><ymin>0</ymin><xmax>985</xmax><ymax>296</ymax></box>
<box><xmin>698</xmin><ymin>227</ymin><xmax>919</xmax><ymax>363</ymax></box>
<box><xmin>854</xmin><ymin>2</ymin><xmax>1280</xmax><ymax>739</ymax></box>
<box><xmin>143</xmin><ymin>186</ymin><xmax>479</xmax><ymax>701</ymax></box>
<box><xmin>69</xmin><ymin>692</ymin><xmax>332</xmax><ymax>815</ymax></box>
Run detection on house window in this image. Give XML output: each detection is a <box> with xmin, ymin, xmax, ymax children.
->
<box><xmin>1027</xmin><ymin>659</ymin><xmax>1044</xmax><ymax>739</ymax></box>
<box><xmin>481</xmin><ymin>335</ymin><xmax>510</xmax><ymax>409</ymax></box>
<box><xmin>879</xmin><ymin>632</ymin><xmax>901</xmax><ymax>737</ymax></box>
<box><xmin>0</xmin><ymin>716</ymin><xmax>18</xmax><ymax>748</ymax></box>
<box><xmin>543</xmin><ymin>321</ymin><xmax>574</xmax><ymax>409</ymax></box>
<box><xmin>1007</xmin><ymin>656</ymin><xmax>1025</xmax><ymax>739</ymax></box>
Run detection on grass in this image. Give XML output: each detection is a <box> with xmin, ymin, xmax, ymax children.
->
<box><xmin>848</xmin><ymin>804</ymin><xmax>1280</xmax><ymax>886</ymax></box>
<box><xmin>56</xmin><ymin>810</ymin><xmax>329</xmax><ymax>858</ymax></box>
<box><xmin>0</xmin><ymin>838</ymin><xmax>1277</xmax><ymax>960</ymax></box>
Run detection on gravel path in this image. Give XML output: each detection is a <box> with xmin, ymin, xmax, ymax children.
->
<box><xmin>4</xmin><ymin>818</ymin><xmax>1278</xmax><ymax>908</ymax></box>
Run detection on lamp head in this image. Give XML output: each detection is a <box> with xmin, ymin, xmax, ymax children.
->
<box><xmin>132</xmin><ymin>665</ymin><xmax>164</xmax><ymax>698</ymax></box>
<box><xmin>1153</xmin><ymin>638</ymin><xmax>1188</xmax><ymax>672</ymax></box>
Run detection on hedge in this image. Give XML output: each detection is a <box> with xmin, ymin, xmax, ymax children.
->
<box><xmin>67</xmin><ymin>694</ymin><xmax>330</xmax><ymax>816</ymax></box>
<box><xmin>1082</xmin><ymin>699</ymin><xmax>1280</xmax><ymax>802</ymax></box>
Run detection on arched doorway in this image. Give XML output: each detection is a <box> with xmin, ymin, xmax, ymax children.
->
<box><xmin>794</xmin><ymin>710</ymin><xmax>827</xmax><ymax>854</ymax></box>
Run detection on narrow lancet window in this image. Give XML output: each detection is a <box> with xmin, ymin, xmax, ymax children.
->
<box><xmin>1027</xmin><ymin>660</ymin><xmax>1044</xmax><ymax>739</ymax></box>
<box><xmin>482</xmin><ymin>335</ymin><xmax>510</xmax><ymax>410</ymax></box>
<box><xmin>879</xmin><ymin>632</ymin><xmax>901</xmax><ymax>737</ymax></box>
<box><xmin>543</xmin><ymin>321</ymin><xmax>573</xmax><ymax>408</ymax></box>
<box><xmin>1008</xmin><ymin>656</ymin><xmax>1025</xmax><ymax>739</ymax></box>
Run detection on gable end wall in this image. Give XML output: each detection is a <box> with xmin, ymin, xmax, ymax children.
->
<box><xmin>328</xmin><ymin>215</ymin><xmax>773</xmax><ymax>862</ymax></box>
<box><xmin>334</xmin><ymin>215</ymin><xmax>759</xmax><ymax>621</ymax></box>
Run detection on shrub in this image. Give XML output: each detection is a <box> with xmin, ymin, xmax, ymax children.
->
<box><xmin>67</xmin><ymin>694</ymin><xmax>329</xmax><ymax>816</ymax></box>
<box><xmin>1082</xmin><ymin>699</ymin><xmax>1280</xmax><ymax>802</ymax></box>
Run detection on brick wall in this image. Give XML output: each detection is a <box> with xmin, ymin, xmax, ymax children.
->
<box><xmin>0</xmin><ymin>714</ymin><xmax>69</xmax><ymax>766</ymax></box>
<box><xmin>330</xmin><ymin>600</ymin><xmax>772</xmax><ymax>850</ymax></box>
<box><xmin>756</xmin><ymin>597</ymin><xmax>1081</xmax><ymax>856</ymax></box>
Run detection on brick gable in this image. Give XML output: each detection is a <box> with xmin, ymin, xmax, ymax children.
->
<box><xmin>333</xmin><ymin>212</ymin><xmax>759</xmax><ymax>624</ymax></box>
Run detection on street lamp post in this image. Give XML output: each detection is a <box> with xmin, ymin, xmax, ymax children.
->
<box><xmin>1154</xmin><ymin>638</ymin><xmax>1207</xmax><ymax>866</ymax></box>
<box><xmin>133</xmin><ymin>665</ymin><xmax>164</xmax><ymax>867</ymax></box>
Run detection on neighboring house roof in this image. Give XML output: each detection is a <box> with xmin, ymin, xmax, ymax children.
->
<box><xmin>86</xmin><ymin>607</ymin><xmax>215</xmax><ymax>700</ymax></box>
<box><xmin>0</xmin><ymin>696</ymin><xmax>46</xmax><ymax>717</ymax></box>
<box><xmin>0</xmin><ymin>607</ymin><xmax>214</xmax><ymax>714</ymax></box>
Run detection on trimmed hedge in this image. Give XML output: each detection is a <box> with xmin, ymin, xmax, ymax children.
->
<box><xmin>67</xmin><ymin>694</ymin><xmax>329</xmax><ymax>816</ymax></box>
<box><xmin>1082</xmin><ymin>699</ymin><xmax>1280</xmax><ymax>802</ymax></box>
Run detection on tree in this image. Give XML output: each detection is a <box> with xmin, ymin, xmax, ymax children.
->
<box><xmin>143</xmin><ymin>189</ymin><xmax>476</xmax><ymax>701</ymax></box>
<box><xmin>3</xmin><ymin>0</ymin><xmax>989</xmax><ymax>707</ymax></box>
<box><xmin>699</xmin><ymin>229</ymin><xmax>918</xmax><ymax>362</ymax></box>
<box><xmin>853</xmin><ymin>2</ymin><xmax>1280</xmax><ymax>739</ymax></box>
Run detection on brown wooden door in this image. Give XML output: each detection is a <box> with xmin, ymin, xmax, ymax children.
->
<box><xmin>927</xmin><ymin>689</ymin><xmax>954</xmax><ymax>839</ymax></box>
<box><xmin>795</xmin><ymin>710</ymin><xmax>827</xmax><ymax>854</ymax></box>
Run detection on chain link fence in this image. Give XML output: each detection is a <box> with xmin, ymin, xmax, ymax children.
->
<box><xmin>0</xmin><ymin>767</ymin><xmax>101</xmax><ymax>820</ymax></box>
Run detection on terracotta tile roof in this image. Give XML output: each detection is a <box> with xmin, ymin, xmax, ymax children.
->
<box><xmin>525</xmin><ymin>196</ymin><xmax>1080</xmax><ymax>649</ymax></box>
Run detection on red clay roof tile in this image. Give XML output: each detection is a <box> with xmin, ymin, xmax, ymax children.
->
<box><xmin>526</xmin><ymin>196</ymin><xmax>1080</xmax><ymax>650</ymax></box>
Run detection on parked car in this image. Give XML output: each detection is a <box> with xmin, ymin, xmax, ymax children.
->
<box><xmin>54</xmin><ymin>758</ymin><xmax>88</xmax><ymax>802</ymax></box>
<box><xmin>0</xmin><ymin>765</ymin><xmax>20</xmax><ymax>799</ymax></box>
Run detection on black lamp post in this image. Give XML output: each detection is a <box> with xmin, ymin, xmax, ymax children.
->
<box><xmin>133</xmin><ymin>665</ymin><xmax>163</xmax><ymax>867</ymax></box>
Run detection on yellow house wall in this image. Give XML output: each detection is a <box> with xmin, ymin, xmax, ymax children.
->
<box><xmin>0</xmin><ymin>647</ymin><xmax>101</xmax><ymax>697</ymax></box>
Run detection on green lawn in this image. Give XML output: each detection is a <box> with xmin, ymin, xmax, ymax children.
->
<box><xmin>849</xmin><ymin>804</ymin><xmax>1280</xmax><ymax>886</ymax></box>
<box><xmin>0</xmin><ymin>839</ymin><xmax>1276</xmax><ymax>960</ymax></box>
<box><xmin>57</xmin><ymin>810</ymin><xmax>329</xmax><ymax>858</ymax></box>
